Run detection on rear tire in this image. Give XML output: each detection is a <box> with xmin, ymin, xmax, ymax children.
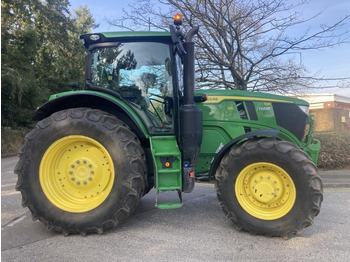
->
<box><xmin>15</xmin><ymin>108</ymin><xmax>146</xmax><ymax>235</ymax></box>
<box><xmin>215</xmin><ymin>137</ymin><xmax>323</xmax><ymax>237</ymax></box>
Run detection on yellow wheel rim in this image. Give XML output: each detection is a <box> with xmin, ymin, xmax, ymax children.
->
<box><xmin>40</xmin><ymin>136</ymin><xmax>115</xmax><ymax>213</ymax></box>
<box><xmin>235</xmin><ymin>162</ymin><xmax>296</xmax><ymax>220</ymax></box>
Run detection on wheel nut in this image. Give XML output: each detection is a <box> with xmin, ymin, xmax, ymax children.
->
<box><xmin>71</xmin><ymin>177</ymin><xmax>75</xmax><ymax>181</ymax></box>
<box><xmin>90</xmin><ymin>171</ymin><xmax>94</xmax><ymax>174</ymax></box>
<box><xmin>71</xmin><ymin>164</ymin><xmax>75</xmax><ymax>168</ymax></box>
<box><xmin>76</xmin><ymin>181</ymin><xmax>80</xmax><ymax>185</ymax></box>
<box><xmin>76</xmin><ymin>160</ymin><xmax>80</xmax><ymax>164</ymax></box>
<box><xmin>88</xmin><ymin>164</ymin><xmax>92</xmax><ymax>168</ymax></box>
<box><xmin>83</xmin><ymin>181</ymin><xmax>87</xmax><ymax>185</ymax></box>
<box><xmin>83</xmin><ymin>160</ymin><xmax>87</xmax><ymax>164</ymax></box>
<box><xmin>69</xmin><ymin>171</ymin><xmax>73</xmax><ymax>174</ymax></box>
<box><xmin>88</xmin><ymin>177</ymin><xmax>92</xmax><ymax>181</ymax></box>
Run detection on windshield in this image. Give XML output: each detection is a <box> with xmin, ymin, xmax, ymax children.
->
<box><xmin>90</xmin><ymin>42</ymin><xmax>174</xmax><ymax>134</ymax></box>
<box><xmin>91</xmin><ymin>42</ymin><xmax>172</xmax><ymax>94</ymax></box>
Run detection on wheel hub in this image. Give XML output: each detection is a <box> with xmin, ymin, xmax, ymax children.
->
<box><xmin>70</xmin><ymin>159</ymin><xmax>94</xmax><ymax>184</ymax></box>
<box><xmin>40</xmin><ymin>136</ymin><xmax>115</xmax><ymax>213</ymax></box>
<box><xmin>235</xmin><ymin>162</ymin><xmax>296</xmax><ymax>220</ymax></box>
<box><xmin>253</xmin><ymin>181</ymin><xmax>275</xmax><ymax>202</ymax></box>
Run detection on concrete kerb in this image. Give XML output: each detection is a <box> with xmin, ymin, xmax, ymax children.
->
<box><xmin>319</xmin><ymin>170</ymin><xmax>350</xmax><ymax>188</ymax></box>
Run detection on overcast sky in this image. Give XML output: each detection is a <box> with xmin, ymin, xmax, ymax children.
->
<box><xmin>69</xmin><ymin>0</ymin><xmax>350</xmax><ymax>97</ymax></box>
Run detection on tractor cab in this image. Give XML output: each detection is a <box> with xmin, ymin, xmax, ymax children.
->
<box><xmin>80</xmin><ymin>16</ymin><xmax>203</xmax><ymax>206</ymax></box>
<box><xmin>80</xmin><ymin>32</ymin><xmax>176</xmax><ymax>134</ymax></box>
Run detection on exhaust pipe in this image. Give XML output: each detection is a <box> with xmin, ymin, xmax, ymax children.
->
<box><xmin>180</xmin><ymin>26</ymin><xmax>202</xmax><ymax>193</ymax></box>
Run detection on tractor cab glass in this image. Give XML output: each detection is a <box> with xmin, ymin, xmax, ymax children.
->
<box><xmin>90</xmin><ymin>42</ymin><xmax>174</xmax><ymax>134</ymax></box>
<box><xmin>175</xmin><ymin>54</ymin><xmax>184</xmax><ymax>95</ymax></box>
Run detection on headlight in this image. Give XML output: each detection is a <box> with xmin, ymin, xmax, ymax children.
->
<box><xmin>298</xmin><ymin>105</ymin><xmax>309</xmax><ymax>115</ymax></box>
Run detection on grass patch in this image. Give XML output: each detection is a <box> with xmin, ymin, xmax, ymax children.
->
<box><xmin>1</xmin><ymin>127</ymin><xmax>32</xmax><ymax>157</ymax></box>
<box><xmin>315</xmin><ymin>132</ymin><xmax>350</xmax><ymax>170</ymax></box>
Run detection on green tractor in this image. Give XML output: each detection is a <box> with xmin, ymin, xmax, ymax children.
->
<box><xmin>15</xmin><ymin>15</ymin><xmax>323</xmax><ymax>237</ymax></box>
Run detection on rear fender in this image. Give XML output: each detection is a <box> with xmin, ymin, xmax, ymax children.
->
<box><xmin>33</xmin><ymin>91</ymin><xmax>149</xmax><ymax>139</ymax></box>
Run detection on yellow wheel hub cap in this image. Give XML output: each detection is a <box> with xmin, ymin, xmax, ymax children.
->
<box><xmin>235</xmin><ymin>162</ymin><xmax>296</xmax><ymax>220</ymax></box>
<box><xmin>40</xmin><ymin>136</ymin><xmax>114</xmax><ymax>213</ymax></box>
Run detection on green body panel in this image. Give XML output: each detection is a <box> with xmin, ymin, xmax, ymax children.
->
<box><xmin>302</xmin><ymin>116</ymin><xmax>321</xmax><ymax>164</ymax></box>
<box><xmin>194</xmin><ymin>89</ymin><xmax>319</xmax><ymax>173</ymax></box>
<box><xmin>149</xmin><ymin>136</ymin><xmax>182</xmax><ymax>191</ymax></box>
<box><xmin>303</xmin><ymin>138</ymin><xmax>321</xmax><ymax>164</ymax></box>
<box><xmin>49</xmin><ymin>90</ymin><xmax>149</xmax><ymax>138</ymax></box>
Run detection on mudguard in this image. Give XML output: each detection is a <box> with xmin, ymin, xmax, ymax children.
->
<box><xmin>209</xmin><ymin>129</ymin><xmax>280</xmax><ymax>179</ymax></box>
<box><xmin>33</xmin><ymin>90</ymin><xmax>149</xmax><ymax>139</ymax></box>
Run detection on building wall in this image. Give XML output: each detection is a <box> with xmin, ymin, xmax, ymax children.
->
<box><xmin>311</xmin><ymin>107</ymin><xmax>350</xmax><ymax>132</ymax></box>
<box><xmin>311</xmin><ymin>109</ymin><xmax>334</xmax><ymax>132</ymax></box>
<box><xmin>295</xmin><ymin>94</ymin><xmax>350</xmax><ymax>132</ymax></box>
<box><xmin>335</xmin><ymin>108</ymin><xmax>350</xmax><ymax>131</ymax></box>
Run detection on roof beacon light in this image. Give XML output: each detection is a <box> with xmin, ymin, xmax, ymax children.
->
<box><xmin>174</xmin><ymin>13</ymin><xmax>183</xmax><ymax>26</ymax></box>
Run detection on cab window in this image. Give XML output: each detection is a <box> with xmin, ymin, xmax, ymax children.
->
<box><xmin>90</xmin><ymin>42</ymin><xmax>174</xmax><ymax>134</ymax></box>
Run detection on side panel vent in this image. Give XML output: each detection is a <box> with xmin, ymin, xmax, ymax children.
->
<box><xmin>235</xmin><ymin>101</ymin><xmax>248</xmax><ymax>119</ymax></box>
<box><xmin>246</xmin><ymin>101</ymin><xmax>258</xmax><ymax>120</ymax></box>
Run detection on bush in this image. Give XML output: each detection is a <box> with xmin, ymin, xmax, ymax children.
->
<box><xmin>1</xmin><ymin>127</ymin><xmax>31</xmax><ymax>157</ymax></box>
<box><xmin>315</xmin><ymin>132</ymin><xmax>350</xmax><ymax>170</ymax></box>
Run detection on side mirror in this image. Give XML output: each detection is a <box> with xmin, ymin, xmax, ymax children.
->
<box><xmin>170</xmin><ymin>25</ymin><xmax>186</xmax><ymax>56</ymax></box>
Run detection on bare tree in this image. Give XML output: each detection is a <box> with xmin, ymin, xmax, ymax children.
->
<box><xmin>107</xmin><ymin>0</ymin><xmax>350</xmax><ymax>93</ymax></box>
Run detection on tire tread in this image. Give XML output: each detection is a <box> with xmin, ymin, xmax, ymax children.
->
<box><xmin>215</xmin><ymin>137</ymin><xmax>323</xmax><ymax>237</ymax></box>
<box><xmin>15</xmin><ymin>108</ymin><xmax>147</xmax><ymax>235</ymax></box>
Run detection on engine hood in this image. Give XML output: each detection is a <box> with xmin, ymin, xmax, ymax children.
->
<box><xmin>195</xmin><ymin>89</ymin><xmax>309</xmax><ymax>106</ymax></box>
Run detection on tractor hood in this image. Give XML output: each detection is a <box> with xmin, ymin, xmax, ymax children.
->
<box><xmin>195</xmin><ymin>89</ymin><xmax>309</xmax><ymax>106</ymax></box>
<box><xmin>195</xmin><ymin>89</ymin><xmax>310</xmax><ymax>143</ymax></box>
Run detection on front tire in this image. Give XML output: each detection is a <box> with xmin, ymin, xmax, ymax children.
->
<box><xmin>215</xmin><ymin>138</ymin><xmax>323</xmax><ymax>237</ymax></box>
<box><xmin>15</xmin><ymin>108</ymin><xmax>146</xmax><ymax>235</ymax></box>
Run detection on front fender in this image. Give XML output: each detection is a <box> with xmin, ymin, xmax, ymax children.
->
<box><xmin>208</xmin><ymin>129</ymin><xmax>280</xmax><ymax>179</ymax></box>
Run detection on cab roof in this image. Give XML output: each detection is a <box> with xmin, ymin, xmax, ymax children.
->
<box><xmin>80</xmin><ymin>31</ymin><xmax>172</xmax><ymax>49</ymax></box>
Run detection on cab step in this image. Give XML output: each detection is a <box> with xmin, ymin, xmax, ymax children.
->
<box><xmin>150</xmin><ymin>136</ymin><xmax>183</xmax><ymax>209</ymax></box>
<box><xmin>155</xmin><ymin>190</ymin><xmax>183</xmax><ymax>209</ymax></box>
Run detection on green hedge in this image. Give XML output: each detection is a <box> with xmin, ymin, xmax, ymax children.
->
<box><xmin>1</xmin><ymin>127</ymin><xmax>31</xmax><ymax>157</ymax></box>
<box><xmin>315</xmin><ymin>132</ymin><xmax>350</xmax><ymax>170</ymax></box>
